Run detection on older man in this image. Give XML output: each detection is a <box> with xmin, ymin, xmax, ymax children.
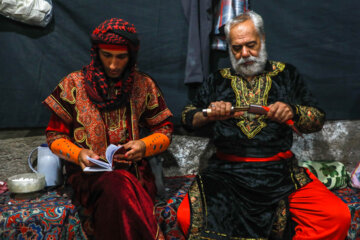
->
<box><xmin>178</xmin><ymin>11</ymin><xmax>350</xmax><ymax>240</ymax></box>
<box><xmin>43</xmin><ymin>18</ymin><xmax>172</xmax><ymax>240</ymax></box>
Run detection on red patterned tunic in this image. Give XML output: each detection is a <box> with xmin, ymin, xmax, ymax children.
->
<box><xmin>44</xmin><ymin>70</ymin><xmax>172</xmax><ymax>156</ymax></box>
<box><xmin>43</xmin><ymin>70</ymin><xmax>172</xmax><ymax>240</ymax></box>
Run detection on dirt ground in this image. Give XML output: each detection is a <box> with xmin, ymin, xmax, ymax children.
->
<box><xmin>0</xmin><ymin>135</ymin><xmax>46</xmax><ymax>182</ymax></box>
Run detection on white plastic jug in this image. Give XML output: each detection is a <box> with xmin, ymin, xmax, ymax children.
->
<box><xmin>28</xmin><ymin>144</ymin><xmax>63</xmax><ymax>187</ymax></box>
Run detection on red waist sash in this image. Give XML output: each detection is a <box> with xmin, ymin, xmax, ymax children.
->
<box><xmin>216</xmin><ymin>150</ymin><xmax>294</xmax><ymax>162</ymax></box>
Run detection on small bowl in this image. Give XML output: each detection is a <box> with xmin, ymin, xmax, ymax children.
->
<box><xmin>7</xmin><ymin>173</ymin><xmax>46</xmax><ymax>194</ymax></box>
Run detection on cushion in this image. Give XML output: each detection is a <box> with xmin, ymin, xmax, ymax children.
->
<box><xmin>299</xmin><ymin>160</ymin><xmax>349</xmax><ymax>189</ymax></box>
<box><xmin>350</xmin><ymin>161</ymin><xmax>360</xmax><ymax>189</ymax></box>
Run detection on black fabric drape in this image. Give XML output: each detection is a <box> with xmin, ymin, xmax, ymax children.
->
<box><xmin>0</xmin><ymin>0</ymin><xmax>188</xmax><ymax>128</ymax></box>
<box><xmin>189</xmin><ymin>155</ymin><xmax>300</xmax><ymax>239</ymax></box>
<box><xmin>0</xmin><ymin>0</ymin><xmax>359</xmax><ymax>129</ymax></box>
<box><xmin>250</xmin><ymin>1</ymin><xmax>360</xmax><ymax>120</ymax></box>
<box><xmin>181</xmin><ymin>0</ymin><xmax>213</xmax><ymax>84</ymax></box>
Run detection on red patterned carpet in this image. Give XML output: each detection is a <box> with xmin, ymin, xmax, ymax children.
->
<box><xmin>0</xmin><ymin>176</ymin><xmax>359</xmax><ymax>240</ymax></box>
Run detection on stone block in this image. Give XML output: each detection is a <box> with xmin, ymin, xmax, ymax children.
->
<box><xmin>161</xmin><ymin>120</ymin><xmax>360</xmax><ymax>176</ymax></box>
<box><xmin>292</xmin><ymin>120</ymin><xmax>360</xmax><ymax>173</ymax></box>
<box><xmin>161</xmin><ymin>135</ymin><xmax>215</xmax><ymax>176</ymax></box>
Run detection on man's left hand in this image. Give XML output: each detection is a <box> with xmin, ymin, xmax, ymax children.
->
<box><xmin>118</xmin><ymin>140</ymin><xmax>146</xmax><ymax>162</ymax></box>
<box><xmin>267</xmin><ymin>102</ymin><xmax>294</xmax><ymax>123</ymax></box>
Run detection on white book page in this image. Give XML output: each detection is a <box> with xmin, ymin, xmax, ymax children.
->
<box><xmin>105</xmin><ymin>144</ymin><xmax>123</xmax><ymax>166</ymax></box>
<box><xmin>83</xmin><ymin>166</ymin><xmax>113</xmax><ymax>172</ymax></box>
<box><xmin>83</xmin><ymin>144</ymin><xmax>123</xmax><ymax>172</ymax></box>
<box><xmin>87</xmin><ymin>157</ymin><xmax>110</xmax><ymax>168</ymax></box>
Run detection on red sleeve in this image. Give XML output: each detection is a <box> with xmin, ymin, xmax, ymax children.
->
<box><xmin>45</xmin><ymin>113</ymin><xmax>70</xmax><ymax>135</ymax></box>
<box><xmin>149</xmin><ymin>120</ymin><xmax>173</xmax><ymax>140</ymax></box>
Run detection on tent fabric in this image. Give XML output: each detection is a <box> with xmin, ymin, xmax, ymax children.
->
<box><xmin>182</xmin><ymin>0</ymin><xmax>249</xmax><ymax>84</ymax></box>
<box><xmin>251</xmin><ymin>1</ymin><xmax>360</xmax><ymax>120</ymax></box>
<box><xmin>0</xmin><ymin>0</ymin><xmax>189</xmax><ymax>128</ymax></box>
<box><xmin>0</xmin><ymin>0</ymin><xmax>359</xmax><ymax>129</ymax></box>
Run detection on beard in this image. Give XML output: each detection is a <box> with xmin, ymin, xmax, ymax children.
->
<box><xmin>229</xmin><ymin>40</ymin><xmax>268</xmax><ymax>78</ymax></box>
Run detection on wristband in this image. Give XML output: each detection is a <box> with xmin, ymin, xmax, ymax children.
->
<box><xmin>50</xmin><ymin>138</ymin><xmax>82</xmax><ymax>165</ymax></box>
<box><xmin>140</xmin><ymin>133</ymin><xmax>170</xmax><ymax>157</ymax></box>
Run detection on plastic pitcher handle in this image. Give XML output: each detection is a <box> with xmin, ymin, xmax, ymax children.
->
<box><xmin>28</xmin><ymin>147</ymin><xmax>39</xmax><ymax>173</ymax></box>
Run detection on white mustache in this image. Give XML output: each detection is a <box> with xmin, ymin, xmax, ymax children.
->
<box><xmin>229</xmin><ymin>40</ymin><xmax>268</xmax><ymax>77</ymax></box>
<box><xmin>238</xmin><ymin>56</ymin><xmax>258</xmax><ymax>65</ymax></box>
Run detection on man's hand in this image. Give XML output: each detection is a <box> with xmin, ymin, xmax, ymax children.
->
<box><xmin>118</xmin><ymin>140</ymin><xmax>146</xmax><ymax>162</ymax></box>
<box><xmin>193</xmin><ymin>101</ymin><xmax>243</xmax><ymax>127</ymax></box>
<box><xmin>78</xmin><ymin>149</ymin><xmax>99</xmax><ymax>170</ymax></box>
<box><xmin>267</xmin><ymin>102</ymin><xmax>294</xmax><ymax>123</ymax></box>
<box><xmin>207</xmin><ymin>101</ymin><xmax>235</xmax><ymax>121</ymax></box>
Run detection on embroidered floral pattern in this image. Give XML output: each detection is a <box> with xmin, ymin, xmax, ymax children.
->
<box><xmin>44</xmin><ymin>96</ymin><xmax>73</xmax><ymax>125</ymax></box>
<box><xmin>74</xmin><ymin>127</ymin><xmax>87</xmax><ymax>143</ymax></box>
<box><xmin>60</xmin><ymin>73</ymin><xmax>107</xmax><ymax>157</ymax></box>
<box><xmin>288</xmin><ymin>158</ymin><xmax>312</xmax><ymax>189</ymax></box>
<box><xmin>188</xmin><ymin>178</ymin><xmax>204</xmax><ymax>240</ymax></box>
<box><xmin>220</xmin><ymin>61</ymin><xmax>285</xmax><ymax>139</ymax></box>
<box><xmin>103</xmin><ymin>108</ymin><xmax>128</xmax><ymax>144</ymax></box>
<box><xmin>292</xmin><ymin>166</ymin><xmax>312</xmax><ymax>189</ymax></box>
<box><xmin>129</xmin><ymin>73</ymin><xmax>172</xmax><ymax>140</ymax></box>
<box><xmin>270</xmin><ymin>199</ymin><xmax>288</xmax><ymax>239</ymax></box>
<box><xmin>181</xmin><ymin>104</ymin><xmax>197</xmax><ymax>125</ymax></box>
<box><xmin>294</xmin><ymin>105</ymin><xmax>325</xmax><ymax>133</ymax></box>
<box><xmin>43</xmin><ymin>71</ymin><xmax>172</xmax><ymax>158</ymax></box>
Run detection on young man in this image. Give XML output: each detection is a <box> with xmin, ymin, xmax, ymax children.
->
<box><xmin>43</xmin><ymin>18</ymin><xmax>172</xmax><ymax>240</ymax></box>
<box><xmin>179</xmin><ymin>11</ymin><xmax>350</xmax><ymax>240</ymax></box>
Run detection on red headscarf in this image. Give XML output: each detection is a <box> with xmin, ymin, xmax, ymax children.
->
<box><xmin>82</xmin><ymin>18</ymin><xmax>139</xmax><ymax>110</ymax></box>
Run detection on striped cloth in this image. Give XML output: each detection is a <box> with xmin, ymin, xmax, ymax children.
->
<box><xmin>212</xmin><ymin>0</ymin><xmax>249</xmax><ymax>50</ymax></box>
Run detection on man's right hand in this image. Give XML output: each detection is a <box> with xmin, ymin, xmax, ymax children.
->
<box><xmin>78</xmin><ymin>149</ymin><xmax>99</xmax><ymax>170</ymax></box>
<box><xmin>192</xmin><ymin>101</ymin><xmax>243</xmax><ymax>127</ymax></box>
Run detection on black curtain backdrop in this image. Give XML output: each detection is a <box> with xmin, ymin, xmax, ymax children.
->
<box><xmin>0</xmin><ymin>1</ymin><xmax>359</xmax><ymax>129</ymax></box>
<box><xmin>251</xmin><ymin>0</ymin><xmax>360</xmax><ymax>120</ymax></box>
<box><xmin>0</xmin><ymin>0</ymin><xmax>188</xmax><ymax>128</ymax></box>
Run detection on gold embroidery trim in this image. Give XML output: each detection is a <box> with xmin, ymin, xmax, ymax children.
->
<box><xmin>103</xmin><ymin>108</ymin><xmax>127</xmax><ymax>132</ymax></box>
<box><xmin>267</xmin><ymin>61</ymin><xmax>285</xmax><ymax>77</ymax></box>
<box><xmin>219</xmin><ymin>62</ymin><xmax>286</xmax><ymax>139</ymax></box>
<box><xmin>188</xmin><ymin>174</ymin><xmax>272</xmax><ymax>240</ymax></box>
<box><xmin>294</xmin><ymin>105</ymin><xmax>325</xmax><ymax>133</ymax></box>
<box><xmin>59</xmin><ymin>81</ymin><xmax>77</xmax><ymax>105</ymax></box>
<box><xmin>74</xmin><ymin>127</ymin><xmax>86</xmax><ymax>143</ymax></box>
<box><xmin>146</xmin><ymin>108</ymin><xmax>171</xmax><ymax>121</ymax></box>
<box><xmin>130</xmin><ymin>99</ymin><xmax>136</xmax><ymax>140</ymax></box>
<box><xmin>270</xmin><ymin>199</ymin><xmax>287</xmax><ymax>238</ymax></box>
<box><xmin>48</xmin><ymin>95</ymin><xmax>73</xmax><ymax>121</ymax></box>
<box><xmin>74</xmin><ymin>106</ymin><xmax>97</xmax><ymax>152</ymax></box>
<box><xmin>182</xmin><ymin>104</ymin><xmax>197</xmax><ymax>125</ymax></box>
<box><xmin>188</xmin><ymin>177</ymin><xmax>204</xmax><ymax>240</ymax></box>
<box><xmin>146</xmin><ymin>92</ymin><xmax>159</xmax><ymax>110</ymax></box>
<box><xmin>221</xmin><ymin>69</ymin><xmax>270</xmax><ymax>138</ymax></box>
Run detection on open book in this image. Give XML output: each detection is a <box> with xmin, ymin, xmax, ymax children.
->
<box><xmin>83</xmin><ymin>144</ymin><xmax>124</xmax><ymax>172</ymax></box>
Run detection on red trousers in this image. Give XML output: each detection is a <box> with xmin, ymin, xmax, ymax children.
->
<box><xmin>68</xmin><ymin>169</ymin><xmax>158</xmax><ymax>240</ymax></box>
<box><xmin>177</xmin><ymin>168</ymin><xmax>351</xmax><ymax>239</ymax></box>
<box><xmin>289</xmin><ymin>169</ymin><xmax>351</xmax><ymax>239</ymax></box>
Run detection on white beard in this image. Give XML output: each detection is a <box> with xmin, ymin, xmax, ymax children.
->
<box><xmin>229</xmin><ymin>40</ymin><xmax>268</xmax><ymax>78</ymax></box>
